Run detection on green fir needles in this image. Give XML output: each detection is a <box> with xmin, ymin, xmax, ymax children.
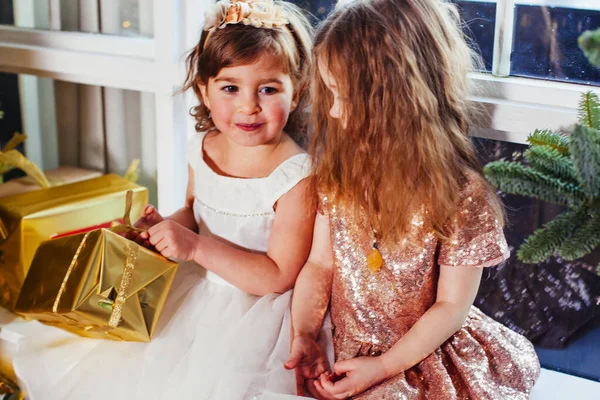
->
<box><xmin>484</xmin><ymin>91</ymin><xmax>600</xmax><ymax>265</ymax></box>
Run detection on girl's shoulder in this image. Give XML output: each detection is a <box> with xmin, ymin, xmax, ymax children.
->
<box><xmin>265</xmin><ymin>151</ymin><xmax>311</xmax><ymax>206</ymax></box>
<box><xmin>438</xmin><ymin>172</ymin><xmax>509</xmax><ymax>268</ymax></box>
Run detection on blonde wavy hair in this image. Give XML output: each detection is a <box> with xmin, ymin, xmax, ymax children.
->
<box><xmin>182</xmin><ymin>1</ymin><xmax>313</xmax><ymax>139</ymax></box>
<box><xmin>310</xmin><ymin>0</ymin><xmax>503</xmax><ymax>243</ymax></box>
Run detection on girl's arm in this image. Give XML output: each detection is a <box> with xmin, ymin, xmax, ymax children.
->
<box><xmin>285</xmin><ymin>213</ymin><xmax>334</xmax><ymax>382</ymax></box>
<box><xmin>379</xmin><ymin>265</ymin><xmax>482</xmax><ymax>375</ymax></box>
<box><xmin>190</xmin><ymin>178</ymin><xmax>315</xmax><ymax>295</ymax></box>
<box><xmin>291</xmin><ymin>213</ymin><xmax>334</xmax><ymax>339</ymax></box>
<box><xmin>164</xmin><ymin>165</ymin><xmax>199</xmax><ymax>232</ymax></box>
<box><xmin>315</xmin><ymin>265</ymin><xmax>483</xmax><ymax>399</ymax></box>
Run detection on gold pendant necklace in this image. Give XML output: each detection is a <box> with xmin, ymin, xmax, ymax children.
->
<box><xmin>366</xmin><ymin>228</ymin><xmax>383</xmax><ymax>273</ymax></box>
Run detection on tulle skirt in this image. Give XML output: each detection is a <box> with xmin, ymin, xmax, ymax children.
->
<box><xmin>13</xmin><ymin>262</ymin><xmax>300</xmax><ymax>400</ymax></box>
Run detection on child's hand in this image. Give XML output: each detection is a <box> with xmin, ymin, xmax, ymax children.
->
<box><xmin>312</xmin><ymin>356</ymin><xmax>389</xmax><ymax>399</ymax></box>
<box><xmin>285</xmin><ymin>335</ymin><xmax>330</xmax><ymax>394</ymax></box>
<box><xmin>135</xmin><ymin>205</ymin><xmax>164</xmax><ymax>229</ymax></box>
<box><xmin>125</xmin><ymin>205</ymin><xmax>164</xmax><ymax>249</ymax></box>
<box><xmin>143</xmin><ymin>220</ymin><xmax>200</xmax><ymax>261</ymax></box>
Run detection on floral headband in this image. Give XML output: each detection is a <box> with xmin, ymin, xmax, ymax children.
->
<box><xmin>203</xmin><ymin>0</ymin><xmax>289</xmax><ymax>38</ymax></box>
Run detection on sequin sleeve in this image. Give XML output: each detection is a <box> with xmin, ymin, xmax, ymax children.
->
<box><xmin>438</xmin><ymin>179</ymin><xmax>510</xmax><ymax>268</ymax></box>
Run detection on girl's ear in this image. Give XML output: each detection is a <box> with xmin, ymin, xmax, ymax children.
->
<box><xmin>199</xmin><ymin>83</ymin><xmax>211</xmax><ymax>110</ymax></box>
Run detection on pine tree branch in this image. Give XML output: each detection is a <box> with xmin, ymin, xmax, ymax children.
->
<box><xmin>558</xmin><ymin>210</ymin><xmax>600</xmax><ymax>260</ymax></box>
<box><xmin>524</xmin><ymin>144</ymin><xmax>578</xmax><ymax>184</ymax></box>
<box><xmin>517</xmin><ymin>209</ymin><xmax>588</xmax><ymax>264</ymax></box>
<box><xmin>579</xmin><ymin>28</ymin><xmax>600</xmax><ymax>68</ymax></box>
<box><xmin>578</xmin><ymin>91</ymin><xmax>600</xmax><ymax>130</ymax></box>
<box><xmin>484</xmin><ymin>161</ymin><xmax>585</xmax><ymax>207</ymax></box>
<box><xmin>527</xmin><ymin>129</ymin><xmax>570</xmax><ymax>155</ymax></box>
<box><xmin>570</xmin><ymin>124</ymin><xmax>600</xmax><ymax>199</ymax></box>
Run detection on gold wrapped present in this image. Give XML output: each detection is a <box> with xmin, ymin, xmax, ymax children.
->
<box><xmin>15</xmin><ymin>215</ymin><xmax>177</xmax><ymax>341</ymax></box>
<box><xmin>0</xmin><ymin>166</ymin><xmax>102</xmax><ymax>198</ymax></box>
<box><xmin>0</xmin><ymin>174</ymin><xmax>147</xmax><ymax>310</ymax></box>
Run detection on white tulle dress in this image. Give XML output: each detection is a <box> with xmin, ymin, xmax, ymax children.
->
<box><xmin>11</xmin><ymin>132</ymin><xmax>317</xmax><ymax>400</ymax></box>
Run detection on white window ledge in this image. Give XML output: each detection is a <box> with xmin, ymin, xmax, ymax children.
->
<box><xmin>470</xmin><ymin>73</ymin><xmax>598</xmax><ymax>143</ymax></box>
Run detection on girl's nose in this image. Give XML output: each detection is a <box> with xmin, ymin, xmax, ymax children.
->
<box><xmin>238</xmin><ymin>93</ymin><xmax>261</xmax><ymax>115</ymax></box>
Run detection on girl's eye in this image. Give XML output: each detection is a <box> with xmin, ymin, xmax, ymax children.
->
<box><xmin>260</xmin><ymin>87</ymin><xmax>278</xmax><ymax>95</ymax></box>
<box><xmin>222</xmin><ymin>86</ymin><xmax>238</xmax><ymax>93</ymax></box>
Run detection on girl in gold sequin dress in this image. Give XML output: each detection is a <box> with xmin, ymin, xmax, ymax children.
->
<box><xmin>284</xmin><ymin>0</ymin><xmax>541</xmax><ymax>399</ymax></box>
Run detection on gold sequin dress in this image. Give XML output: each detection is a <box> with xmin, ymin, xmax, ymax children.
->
<box><xmin>321</xmin><ymin>180</ymin><xmax>541</xmax><ymax>399</ymax></box>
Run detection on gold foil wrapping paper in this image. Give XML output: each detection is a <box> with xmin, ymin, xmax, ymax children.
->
<box><xmin>0</xmin><ymin>174</ymin><xmax>147</xmax><ymax>310</ymax></box>
<box><xmin>15</xmin><ymin>228</ymin><xmax>177</xmax><ymax>342</ymax></box>
<box><xmin>0</xmin><ymin>167</ymin><xmax>102</xmax><ymax>198</ymax></box>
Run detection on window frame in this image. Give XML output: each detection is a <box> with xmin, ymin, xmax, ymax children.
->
<box><xmin>0</xmin><ymin>0</ymin><xmax>598</xmax><ymax>210</ymax></box>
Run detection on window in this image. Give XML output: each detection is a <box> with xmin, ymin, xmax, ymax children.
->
<box><xmin>453</xmin><ymin>0</ymin><xmax>497</xmax><ymax>71</ymax></box>
<box><xmin>0</xmin><ymin>0</ymin><xmax>598</xmax><ymax>206</ymax></box>
<box><xmin>288</xmin><ymin>0</ymin><xmax>336</xmax><ymax>21</ymax></box>
<box><xmin>0</xmin><ymin>73</ymin><xmax>158</xmax><ymax>204</ymax></box>
<box><xmin>0</xmin><ymin>0</ymin><xmax>153</xmax><ymax>37</ymax></box>
<box><xmin>512</xmin><ymin>3</ymin><xmax>600</xmax><ymax>85</ymax></box>
<box><xmin>453</xmin><ymin>0</ymin><xmax>600</xmax><ymax>86</ymax></box>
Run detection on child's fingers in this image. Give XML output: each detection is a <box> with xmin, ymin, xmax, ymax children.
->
<box><xmin>143</xmin><ymin>204</ymin><xmax>155</xmax><ymax>215</ymax></box>
<box><xmin>313</xmin><ymin>378</ymin><xmax>336</xmax><ymax>400</ymax></box>
<box><xmin>305</xmin><ymin>379</ymin><xmax>322</xmax><ymax>399</ymax></box>
<box><xmin>313</xmin><ymin>361</ymin><xmax>329</xmax><ymax>378</ymax></box>
<box><xmin>124</xmin><ymin>231</ymin><xmax>137</xmax><ymax>241</ymax></box>
<box><xmin>323</xmin><ymin>373</ymin><xmax>354</xmax><ymax>398</ymax></box>
<box><xmin>333</xmin><ymin>359</ymin><xmax>354</xmax><ymax>375</ymax></box>
<box><xmin>284</xmin><ymin>345</ymin><xmax>304</xmax><ymax>369</ymax></box>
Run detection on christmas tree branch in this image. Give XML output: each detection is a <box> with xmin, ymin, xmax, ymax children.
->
<box><xmin>579</xmin><ymin>28</ymin><xmax>600</xmax><ymax>68</ymax></box>
<box><xmin>484</xmin><ymin>161</ymin><xmax>585</xmax><ymax>207</ymax></box>
<box><xmin>558</xmin><ymin>210</ymin><xmax>600</xmax><ymax>260</ymax></box>
<box><xmin>570</xmin><ymin>124</ymin><xmax>600</xmax><ymax>199</ymax></box>
<box><xmin>527</xmin><ymin>129</ymin><xmax>570</xmax><ymax>155</ymax></box>
<box><xmin>517</xmin><ymin>209</ymin><xmax>588</xmax><ymax>263</ymax></box>
<box><xmin>578</xmin><ymin>91</ymin><xmax>600</xmax><ymax>130</ymax></box>
<box><xmin>524</xmin><ymin>144</ymin><xmax>577</xmax><ymax>184</ymax></box>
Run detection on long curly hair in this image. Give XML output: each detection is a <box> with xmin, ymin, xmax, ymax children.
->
<box><xmin>181</xmin><ymin>1</ymin><xmax>313</xmax><ymax>141</ymax></box>
<box><xmin>310</xmin><ymin>0</ymin><xmax>503</xmax><ymax>244</ymax></box>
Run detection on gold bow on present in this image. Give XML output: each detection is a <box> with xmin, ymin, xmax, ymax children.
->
<box><xmin>0</xmin><ymin>133</ymin><xmax>50</xmax><ymax>187</ymax></box>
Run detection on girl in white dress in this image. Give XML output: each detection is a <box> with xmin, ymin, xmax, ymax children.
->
<box><xmin>12</xmin><ymin>1</ymin><xmax>318</xmax><ymax>399</ymax></box>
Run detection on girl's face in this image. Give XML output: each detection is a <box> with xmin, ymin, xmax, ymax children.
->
<box><xmin>200</xmin><ymin>53</ymin><xmax>298</xmax><ymax>147</ymax></box>
<box><xmin>318</xmin><ymin>59</ymin><xmax>345</xmax><ymax>122</ymax></box>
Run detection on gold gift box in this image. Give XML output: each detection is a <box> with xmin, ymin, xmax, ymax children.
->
<box><xmin>15</xmin><ymin>228</ymin><xmax>177</xmax><ymax>342</ymax></box>
<box><xmin>0</xmin><ymin>174</ymin><xmax>147</xmax><ymax>310</ymax></box>
<box><xmin>0</xmin><ymin>166</ymin><xmax>102</xmax><ymax>198</ymax></box>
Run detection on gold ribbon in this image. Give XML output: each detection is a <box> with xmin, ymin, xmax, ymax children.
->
<box><xmin>0</xmin><ymin>218</ymin><xmax>8</xmax><ymax>241</ymax></box>
<box><xmin>109</xmin><ymin>190</ymin><xmax>144</xmax><ymax>235</ymax></box>
<box><xmin>108</xmin><ymin>242</ymin><xmax>137</xmax><ymax>328</ymax></box>
<box><xmin>52</xmin><ymin>230</ymin><xmax>93</xmax><ymax>313</ymax></box>
<box><xmin>52</xmin><ymin>190</ymin><xmax>142</xmax><ymax>331</ymax></box>
<box><xmin>0</xmin><ymin>132</ymin><xmax>50</xmax><ymax>188</ymax></box>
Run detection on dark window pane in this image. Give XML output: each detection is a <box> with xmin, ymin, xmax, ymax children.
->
<box><xmin>512</xmin><ymin>5</ymin><xmax>600</xmax><ymax>86</ymax></box>
<box><xmin>0</xmin><ymin>1</ymin><xmax>14</xmax><ymax>25</ymax></box>
<box><xmin>0</xmin><ymin>72</ymin><xmax>25</xmax><ymax>181</ymax></box>
<box><xmin>451</xmin><ymin>1</ymin><xmax>496</xmax><ymax>72</ymax></box>
<box><xmin>288</xmin><ymin>0</ymin><xmax>336</xmax><ymax>22</ymax></box>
